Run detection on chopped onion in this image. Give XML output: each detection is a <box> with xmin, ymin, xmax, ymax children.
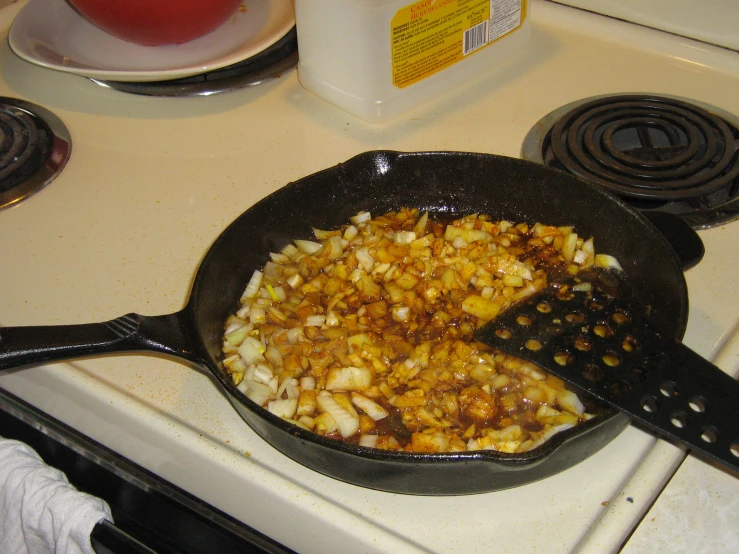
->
<box><xmin>349</xmin><ymin>268</ymin><xmax>365</xmax><ymax>283</ymax></box>
<box><xmin>312</xmin><ymin>227</ymin><xmax>335</xmax><ymax>239</ymax></box>
<box><xmin>394</xmin><ymin>231</ymin><xmax>417</xmax><ymax>245</ymax></box>
<box><xmin>277</xmin><ymin>377</ymin><xmax>299</xmax><ymax>399</ymax></box>
<box><xmin>243</xmin><ymin>381</ymin><xmax>274</xmax><ymax>406</ymax></box>
<box><xmin>355</xmin><ymin>247</ymin><xmax>375</xmax><ymax>271</ymax></box>
<box><xmin>316</xmin><ymin>391</ymin><xmax>360</xmax><ymax>438</ymax></box>
<box><xmin>237</xmin><ymin>337</ymin><xmax>265</xmax><ymax>365</ymax></box>
<box><xmin>391</xmin><ymin>306</ymin><xmax>410</xmax><ymax>323</ymax></box>
<box><xmin>560</xmin><ymin>232</ymin><xmax>578</xmax><ymax>263</ymax></box>
<box><xmin>241</xmin><ymin>270</ymin><xmax>263</xmax><ymax>300</ymax></box>
<box><xmin>297</xmin><ymin>389</ymin><xmax>317</xmax><ymax>416</ymax></box>
<box><xmin>351</xmin><ymin>394</ymin><xmax>389</xmax><ymax>421</ymax></box>
<box><xmin>249</xmin><ymin>306</ymin><xmax>266</xmax><ymax>325</ymax></box>
<box><xmin>263</xmin><ymin>262</ymin><xmax>283</xmax><ymax>281</ymax></box>
<box><xmin>343</xmin><ymin>225</ymin><xmax>358</xmax><ymax>240</ymax></box>
<box><xmin>294</xmin><ymin>239</ymin><xmax>322</xmax><ymax>254</ymax></box>
<box><xmin>556</xmin><ymin>389</ymin><xmax>586</xmax><ymax>416</ymax></box>
<box><xmin>350</xmin><ymin>211</ymin><xmax>371</xmax><ymax>225</ymax></box>
<box><xmin>573</xmin><ymin>250</ymin><xmax>588</xmax><ymax>265</ymax></box>
<box><xmin>452</xmin><ymin>237</ymin><xmax>467</xmax><ymax>249</ymax></box>
<box><xmin>413</xmin><ymin>211</ymin><xmax>429</xmax><ymax>235</ymax></box>
<box><xmin>298</xmin><ymin>415</ymin><xmax>316</xmax><ymax>430</ymax></box>
<box><xmin>325</xmin><ymin>311</ymin><xmax>340</xmax><ymax>327</ymax></box>
<box><xmin>269</xmin><ymin>252</ymin><xmax>290</xmax><ymax>264</ymax></box>
<box><xmin>305</xmin><ymin>315</ymin><xmax>326</xmax><ymax>327</ymax></box>
<box><xmin>224</xmin><ymin>324</ymin><xmax>251</xmax><ymax>346</ymax></box>
<box><xmin>358</xmin><ymin>435</ymin><xmax>378</xmax><ymax>448</ymax></box>
<box><xmin>538</xmin><ymin>423</ymin><xmax>575</xmax><ymax>444</ymax></box>
<box><xmin>268</xmin><ymin>398</ymin><xmax>298</xmax><ymax>419</ymax></box>
<box><xmin>285</xmin><ymin>381</ymin><xmax>301</xmax><ymax>399</ymax></box>
<box><xmin>286</xmin><ymin>273</ymin><xmax>304</xmax><ymax>289</ymax></box>
<box><xmin>281</xmin><ymin>243</ymin><xmax>299</xmax><ymax>258</ymax></box>
<box><xmin>325</xmin><ymin>235</ymin><xmax>344</xmax><ymax>260</ymax></box>
<box><xmin>285</xmin><ymin>327</ymin><xmax>304</xmax><ymax>344</ymax></box>
<box><xmin>325</xmin><ymin>366</ymin><xmax>373</xmax><ymax>391</ymax></box>
<box><xmin>264</xmin><ymin>346</ymin><xmax>284</xmax><ymax>368</ymax></box>
<box><xmin>252</xmin><ymin>363</ymin><xmax>273</xmax><ymax>385</ymax></box>
<box><xmin>595</xmin><ymin>254</ymin><xmax>623</xmax><ymax>272</ymax></box>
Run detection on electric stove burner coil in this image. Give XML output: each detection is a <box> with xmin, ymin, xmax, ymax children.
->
<box><xmin>522</xmin><ymin>94</ymin><xmax>739</xmax><ymax>229</ymax></box>
<box><xmin>0</xmin><ymin>97</ymin><xmax>71</xmax><ymax>210</ymax></box>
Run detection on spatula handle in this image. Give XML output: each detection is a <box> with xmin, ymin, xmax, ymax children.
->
<box><xmin>623</xmin><ymin>341</ymin><xmax>739</xmax><ymax>473</ymax></box>
<box><xmin>474</xmin><ymin>280</ymin><xmax>739</xmax><ymax>475</ymax></box>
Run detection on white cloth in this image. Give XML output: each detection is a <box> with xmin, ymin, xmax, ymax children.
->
<box><xmin>0</xmin><ymin>437</ymin><xmax>113</xmax><ymax>554</ymax></box>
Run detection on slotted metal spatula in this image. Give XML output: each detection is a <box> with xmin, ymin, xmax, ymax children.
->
<box><xmin>474</xmin><ymin>270</ymin><xmax>739</xmax><ymax>474</ymax></box>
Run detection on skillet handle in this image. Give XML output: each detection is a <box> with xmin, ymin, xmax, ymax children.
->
<box><xmin>643</xmin><ymin>211</ymin><xmax>704</xmax><ymax>270</ymax></box>
<box><xmin>0</xmin><ymin>312</ymin><xmax>199</xmax><ymax>373</ymax></box>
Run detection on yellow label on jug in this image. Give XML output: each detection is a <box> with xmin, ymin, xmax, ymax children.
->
<box><xmin>391</xmin><ymin>0</ymin><xmax>526</xmax><ymax>89</ymax></box>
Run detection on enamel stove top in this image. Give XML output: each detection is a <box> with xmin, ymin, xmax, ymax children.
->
<box><xmin>1</xmin><ymin>1</ymin><xmax>738</xmax><ymax>553</ymax></box>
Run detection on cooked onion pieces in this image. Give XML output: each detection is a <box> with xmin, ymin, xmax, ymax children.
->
<box><xmin>222</xmin><ymin>209</ymin><xmax>621</xmax><ymax>454</ymax></box>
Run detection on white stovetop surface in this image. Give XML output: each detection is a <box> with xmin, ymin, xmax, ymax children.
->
<box><xmin>1</xmin><ymin>1</ymin><xmax>739</xmax><ymax>552</ymax></box>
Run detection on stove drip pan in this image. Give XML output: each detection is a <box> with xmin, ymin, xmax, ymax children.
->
<box><xmin>522</xmin><ymin>94</ymin><xmax>739</xmax><ymax>229</ymax></box>
<box><xmin>0</xmin><ymin>97</ymin><xmax>71</xmax><ymax>210</ymax></box>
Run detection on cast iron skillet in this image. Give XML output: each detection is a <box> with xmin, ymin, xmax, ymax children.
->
<box><xmin>0</xmin><ymin>151</ymin><xmax>703</xmax><ymax>495</ymax></box>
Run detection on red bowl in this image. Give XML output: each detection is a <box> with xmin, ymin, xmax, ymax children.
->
<box><xmin>67</xmin><ymin>0</ymin><xmax>244</xmax><ymax>46</ymax></box>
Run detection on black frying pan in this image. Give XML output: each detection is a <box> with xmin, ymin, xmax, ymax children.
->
<box><xmin>0</xmin><ymin>151</ymin><xmax>703</xmax><ymax>495</ymax></box>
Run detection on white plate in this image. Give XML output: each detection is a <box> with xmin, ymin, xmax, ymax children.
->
<box><xmin>8</xmin><ymin>0</ymin><xmax>295</xmax><ymax>82</ymax></box>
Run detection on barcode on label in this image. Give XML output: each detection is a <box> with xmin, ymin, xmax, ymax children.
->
<box><xmin>463</xmin><ymin>21</ymin><xmax>489</xmax><ymax>55</ymax></box>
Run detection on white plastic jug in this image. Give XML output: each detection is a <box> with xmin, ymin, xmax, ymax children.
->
<box><xmin>296</xmin><ymin>0</ymin><xmax>531</xmax><ymax>123</ymax></box>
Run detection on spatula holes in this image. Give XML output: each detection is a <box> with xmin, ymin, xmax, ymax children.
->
<box><xmin>631</xmin><ymin>366</ymin><xmax>647</xmax><ymax>383</ymax></box>
<box><xmin>582</xmin><ymin>364</ymin><xmax>604</xmax><ymax>382</ymax></box>
<box><xmin>602</xmin><ymin>353</ymin><xmax>620</xmax><ymax>367</ymax></box>
<box><xmin>573</xmin><ymin>336</ymin><xmax>592</xmax><ymax>352</ymax></box>
<box><xmin>612</xmin><ymin>311</ymin><xmax>630</xmax><ymax>325</ymax></box>
<box><xmin>565</xmin><ymin>312</ymin><xmax>585</xmax><ymax>324</ymax></box>
<box><xmin>495</xmin><ymin>328</ymin><xmax>512</xmax><ymax>340</ymax></box>
<box><xmin>586</xmin><ymin>299</ymin><xmax>604</xmax><ymax>311</ymax></box>
<box><xmin>525</xmin><ymin>339</ymin><xmax>543</xmax><ymax>351</ymax></box>
<box><xmin>640</xmin><ymin>395</ymin><xmax>659</xmax><ymax>413</ymax></box>
<box><xmin>659</xmin><ymin>380</ymin><xmax>678</xmax><ymax>398</ymax></box>
<box><xmin>730</xmin><ymin>442</ymin><xmax>739</xmax><ymax>458</ymax></box>
<box><xmin>700</xmin><ymin>425</ymin><xmax>718</xmax><ymax>444</ymax></box>
<box><xmin>593</xmin><ymin>324</ymin><xmax>613</xmax><ymax>338</ymax></box>
<box><xmin>611</xmin><ymin>380</ymin><xmax>631</xmax><ymax>397</ymax></box>
<box><xmin>688</xmin><ymin>396</ymin><xmax>706</xmax><ymax>413</ymax></box>
<box><xmin>553</xmin><ymin>351</ymin><xmax>573</xmax><ymax>366</ymax></box>
<box><xmin>621</xmin><ymin>335</ymin><xmax>638</xmax><ymax>353</ymax></box>
<box><xmin>669</xmin><ymin>410</ymin><xmax>688</xmax><ymax>429</ymax></box>
<box><xmin>556</xmin><ymin>289</ymin><xmax>575</xmax><ymax>302</ymax></box>
<box><xmin>516</xmin><ymin>315</ymin><xmax>533</xmax><ymax>327</ymax></box>
<box><xmin>536</xmin><ymin>302</ymin><xmax>552</xmax><ymax>314</ymax></box>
